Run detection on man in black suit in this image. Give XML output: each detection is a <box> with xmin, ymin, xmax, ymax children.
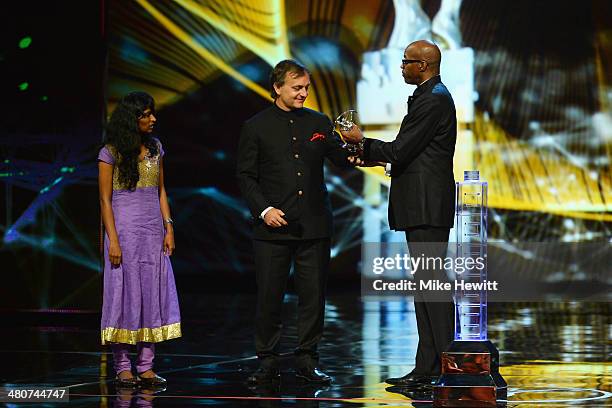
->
<box><xmin>237</xmin><ymin>59</ymin><xmax>352</xmax><ymax>385</ymax></box>
<box><xmin>342</xmin><ymin>40</ymin><xmax>457</xmax><ymax>386</ymax></box>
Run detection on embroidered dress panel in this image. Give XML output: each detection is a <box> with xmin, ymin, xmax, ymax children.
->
<box><xmin>104</xmin><ymin>146</ymin><xmax>160</xmax><ymax>190</ymax></box>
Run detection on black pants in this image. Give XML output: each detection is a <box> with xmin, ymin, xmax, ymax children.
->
<box><xmin>405</xmin><ymin>226</ymin><xmax>455</xmax><ymax>376</ymax></box>
<box><xmin>253</xmin><ymin>238</ymin><xmax>330</xmax><ymax>369</ymax></box>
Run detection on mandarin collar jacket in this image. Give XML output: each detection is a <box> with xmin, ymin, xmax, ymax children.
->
<box><xmin>237</xmin><ymin>103</ymin><xmax>352</xmax><ymax>240</ymax></box>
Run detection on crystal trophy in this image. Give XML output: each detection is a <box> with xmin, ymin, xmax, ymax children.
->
<box><xmin>334</xmin><ymin>109</ymin><xmax>360</xmax><ymax>154</ymax></box>
<box><xmin>433</xmin><ymin>170</ymin><xmax>507</xmax><ymax>407</ymax></box>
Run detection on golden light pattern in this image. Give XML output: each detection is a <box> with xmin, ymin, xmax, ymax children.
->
<box><xmin>171</xmin><ymin>0</ymin><xmax>290</xmax><ymax>66</ymax></box>
<box><xmin>474</xmin><ymin>114</ymin><xmax>612</xmax><ymax>222</ymax></box>
<box><xmin>336</xmin><ymin>362</ymin><xmax>612</xmax><ymax>406</ymax></box>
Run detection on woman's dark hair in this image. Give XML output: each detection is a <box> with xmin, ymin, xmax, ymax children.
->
<box><xmin>269</xmin><ymin>59</ymin><xmax>310</xmax><ymax>99</ymax></box>
<box><xmin>104</xmin><ymin>91</ymin><xmax>158</xmax><ymax>190</ymax></box>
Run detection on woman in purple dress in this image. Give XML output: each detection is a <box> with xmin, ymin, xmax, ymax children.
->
<box><xmin>98</xmin><ymin>91</ymin><xmax>181</xmax><ymax>388</ymax></box>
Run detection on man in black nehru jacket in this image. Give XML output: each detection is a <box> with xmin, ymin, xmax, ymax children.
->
<box><xmin>342</xmin><ymin>40</ymin><xmax>457</xmax><ymax>387</ymax></box>
<box><xmin>237</xmin><ymin>59</ymin><xmax>353</xmax><ymax>385</ymax></box>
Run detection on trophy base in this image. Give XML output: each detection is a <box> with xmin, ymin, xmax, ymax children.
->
<box><xmin>433</xmin><ymin>374</ymin><xmax>498</xmax><ymax>407</ymax></box>
<box><xmin>433</xmin><ymin>340</ymin><xmax>507</xmax><ymax>407</ymax></box>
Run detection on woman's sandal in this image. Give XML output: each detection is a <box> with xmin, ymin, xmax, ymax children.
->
<box><xmin>137</xmin><ymin>372</ymin><xmax>167</xmax><ymax>387</ymax></box>
<box><xmin>115</xmin><ymin>372</ymin><xmax>138</xmax><ymax>388</ymax></box>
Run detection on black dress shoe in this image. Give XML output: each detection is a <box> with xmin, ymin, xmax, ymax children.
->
<box><xmin>247</xmin><ymin>367</ymin><xmax>281</xmax><ymax>385</ymax></box>
<box><xmin>137</xmin><ymin>373</ymin><xmax>167</xmax><ymax>388</ymax></box>
<box><xmin>386</xmin><ymin>385</ymin><xmax>433</xmax><ymax>400</ymax></box>
<box><xmin>295</xmin><ymin>367</ymin><xmax>332</xmax><ymax>384</ymax></box>
<box><xmin>385</xmin><ymin>371</ymin><xmax>436</xmax><ymax>386</ymax></box>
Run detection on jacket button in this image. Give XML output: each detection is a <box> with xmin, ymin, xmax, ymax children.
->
<box><xmin>298</xmin><ymin>190</ymin><xmax>303</xmax><ymax>196</ymax></box>
<box><xmin>294</xmin><ymin>153</ymin><xmax>299</xmax><ymax>159</ymax></box>
<box><xmin>289</xmin><ymin>119</ymin><xmax>294</xmax><ymax>123</ymax></box>
<box><xmin>297</xmin><ymin>172</ymin><xmax>302</xmax><ymax>176</ymax></box>
<box><xmin>292</xmin><ymin>137</ymin><xmax>297</xmax><ymax>141</ymax></box>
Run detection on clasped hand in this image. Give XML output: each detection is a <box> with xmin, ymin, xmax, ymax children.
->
<box><xmin>263</xmin><ymin>208</ymin><xmax>288</xmax><ymax>228</ymax></box>
<box><xmin>341</xmin><ymin>125</ymin><xmax>385</xmax><ymax>167</ymax></box>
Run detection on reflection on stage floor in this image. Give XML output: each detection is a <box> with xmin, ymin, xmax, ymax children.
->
<box><xmin>0</xmin><ymin>295</ymin><xmax>609</xmax><ymax>407</ymax></box>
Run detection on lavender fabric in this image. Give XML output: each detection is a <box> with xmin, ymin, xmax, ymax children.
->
<box><xmin>110</xmin><ymin>343</ymin><xmax>132</xmax><ymax>374</ymax></box>
<box><xmin>111</xmin><ymin>342</ymin><xmax>155</xmax><ymax>374</ymax></box>
<box><xmin>98</xmin><ymin>142</ymin><xmax>180</xmax><ymax>345</ymax></box>
<box><xmin>98</xmin><ymin>145</ymin><xmax>115</xmax><ymax>164</ymax></box>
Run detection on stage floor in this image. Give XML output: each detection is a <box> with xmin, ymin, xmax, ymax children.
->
<box><xmin>0</xmin><ymin>294</ymin><xmax>610</xmax><ymax>407</ymax></box>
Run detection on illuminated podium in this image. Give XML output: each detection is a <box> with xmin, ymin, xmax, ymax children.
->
<box><xmin>433</xmin><ymin>171</ymin><xmax>507</xmax><ymax>407</ymax></box>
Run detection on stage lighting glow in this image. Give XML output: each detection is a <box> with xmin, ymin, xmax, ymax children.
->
<box><xmin>18</xmin><ymin>82</ymin><xmax>29</xmax><ymax>91</ymax></box>
<box><xmin>18</xmin><ymin>36</ymin><xmax>32</xmax><ymax>49</ymax></box>
<box><xmin>40</xmin><ymin>177</ymin><xmax>63</xmax><ymax>194</ymax></box>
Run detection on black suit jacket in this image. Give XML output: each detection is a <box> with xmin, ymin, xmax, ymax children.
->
<box><xmin>364</xmin><ymin>76</ymin><xmax>457</xmax><ymax>230</ymax></box>
<box><xmin>237</xmin><ymin>103</ymin><xmax>350</xmax><ymax>240</ymax></box>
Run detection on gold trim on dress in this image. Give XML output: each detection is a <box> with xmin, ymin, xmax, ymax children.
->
<box><xmin>105</xmin><ymin>145</ymin><xmax>161</xmax><ymax>191</ymax></box>
<box><xmin>101</xmin><ymin>322</ymin><xmax>181</xmax><ymax>345</ymax></box>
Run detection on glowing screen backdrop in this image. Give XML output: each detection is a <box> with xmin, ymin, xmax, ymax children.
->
<box><xmin>107</xmin><ymin>0</ymin><xmax>612</xmax><ymax>254</ymax></box>
<box><xmin>1</xmin><ymin>0</ymin><xmax>610</xmax><ymax>309</ymax></box>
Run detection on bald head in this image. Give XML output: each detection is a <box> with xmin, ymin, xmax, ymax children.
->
<box><xmin>401</xmin><ymin>40</ymin><xmax>441</xmax><ymax>85</ymax></box>
<box><xmin>407</xmin><ymin>40</ymin><xmax>441</xmax><ymax>72</ymax></box>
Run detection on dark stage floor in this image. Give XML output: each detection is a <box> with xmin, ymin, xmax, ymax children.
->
<box><xmin>1</xmin><ymin>294</ymin><xmax>610</xmax><ymax>407</ymax></box>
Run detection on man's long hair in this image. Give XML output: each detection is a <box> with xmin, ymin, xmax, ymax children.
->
<box><xmin>104</xmin><ymin>91</ymin><xmax>158</xmax><ymax>190</ymax></box>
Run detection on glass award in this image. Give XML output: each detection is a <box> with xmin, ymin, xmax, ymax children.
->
<box><xmin>334</xmin><ymin>109</ymin><xmax>360</xmax><ymax>154</ymax></box>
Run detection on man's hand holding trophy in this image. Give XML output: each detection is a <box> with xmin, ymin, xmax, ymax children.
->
<box><xmin>335</xmin><ymin>109</ymin><xmax>386</xmax><ymax>168</ymax></box>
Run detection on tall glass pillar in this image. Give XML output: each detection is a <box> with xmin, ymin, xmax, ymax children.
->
<box><xmin>455</xmin><ymin>170</ymin><xmax>488</xmax><ymax>341</ymax></box>
<box><xmin>433</xmin><ymin>171</ymin><xmax>507</xmax><ymax>408</ymax></box>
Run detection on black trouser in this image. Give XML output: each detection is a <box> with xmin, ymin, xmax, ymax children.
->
<box><xmin>253</xmin><ymin>238</ymin><xmax>330</xmax><ymax>369</ymax></box>
<box><xmin>405</xmin><ymin>226</ymin><xmax>455</xmax><ymax>376</ymax></box>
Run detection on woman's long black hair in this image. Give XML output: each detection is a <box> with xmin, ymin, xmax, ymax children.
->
<box><xmin>104</xmin><ymin>91</ymin><xmax>159</xmax><ymax>190</ymax></box>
